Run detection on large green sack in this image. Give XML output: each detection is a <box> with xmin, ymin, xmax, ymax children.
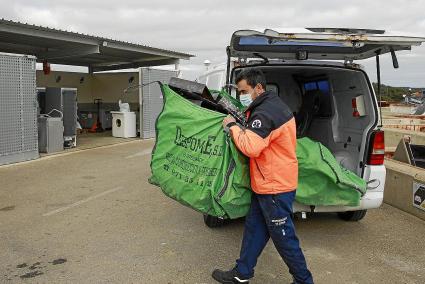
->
<box><xmin>296</xmin><ymin>138</ymin><xmax>367</xmax><ymax>207</ymax></box>
<box><xmin>149</xmin><ymin>84</ymin><xmax>367</xmax><ymax>219</ymax></box>
<box><xmin>149</xmin><ymin>85</ymin><xmax>252</xmax><ymax>219</ymax></box>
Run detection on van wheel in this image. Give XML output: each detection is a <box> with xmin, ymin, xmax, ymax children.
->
<box><xmin>338</xmin><ymin>210</ymin><xmax>367</xmax><ymax>221</ymax></box>
<box><xmin>203</xmin><ymin>214</ymin><xmax>225</xmax><ymax>228</ymax></box>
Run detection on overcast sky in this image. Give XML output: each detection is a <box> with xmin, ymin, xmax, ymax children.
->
<box><xmin>1</xmin><ymin>0</ymin><xmax>425</xmax><ymax>87</ymax></box>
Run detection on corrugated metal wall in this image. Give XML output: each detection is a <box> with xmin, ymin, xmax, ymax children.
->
<box><xmin>141</xmin><ymin>68</ymin><xmax>178</xmax><ymax>139</ymax></box>
<box><xmin>0</xmin><ymin>53</ymin><xmax>38</xmax><ymax>165</ymax></box>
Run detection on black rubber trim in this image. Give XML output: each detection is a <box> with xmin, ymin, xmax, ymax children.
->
<box><xmin>217</xmin><ymin>158</ymin><xmax>236</xmax><ymax>199</ymax></box>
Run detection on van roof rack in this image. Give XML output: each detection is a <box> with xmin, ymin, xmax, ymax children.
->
<box><xmin>306</xmin><ymin>28</ymin><xmax>385</xmax><ymax>35</ymax></box>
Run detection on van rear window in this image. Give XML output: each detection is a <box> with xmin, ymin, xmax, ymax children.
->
<box><xmin>303</xmin><ymin>80</ymin><xmax>332</xmax><ymax>117</ymax></box>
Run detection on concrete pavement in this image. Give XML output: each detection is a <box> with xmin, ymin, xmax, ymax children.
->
<box><xmin>1</xmin><ymin>140</ymin><xmax>424</xmax><ymax>283</ymax></box>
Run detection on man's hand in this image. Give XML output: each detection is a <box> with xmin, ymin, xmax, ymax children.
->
<box><xmin>223</xmin><ymin>115</ymin><xmax>236</xmax><ymax>128</ymax></box>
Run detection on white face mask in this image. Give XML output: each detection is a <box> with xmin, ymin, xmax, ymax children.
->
<box><xmin>239</xmin><ymin>92</ymin><xmax>253</xmax><ymax>107</ymax></box>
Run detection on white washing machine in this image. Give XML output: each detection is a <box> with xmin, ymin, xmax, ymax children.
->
<box><xmin>111</xmin><ymin>111</ymin><xmax>137</xmax><ymax>138</ymax></box>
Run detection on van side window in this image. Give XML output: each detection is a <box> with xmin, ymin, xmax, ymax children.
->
<box><xmin>206</xmin><ymin>72</ymin><xmax>222</xmax><ymax>91</ymax></box>
<box><xmin>197</xmin><ymin>76</ymin><xmax>207</xmax><ymax>84</ymax></box>
<box><xmin>303</xmin><ymin>80</ymin><xmax>332</xmax><ymax>117</ymax></box>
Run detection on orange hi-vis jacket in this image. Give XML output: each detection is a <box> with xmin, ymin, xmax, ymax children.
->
<box><xmin>229</xmin><ymin>91</ymin><xmax>298</xmax><ymax>194</ymax></box>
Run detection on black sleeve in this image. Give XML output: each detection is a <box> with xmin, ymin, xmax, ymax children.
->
<box><xmin>247</xmin><ymin>112</ymin><xmax>273</xmax><ymax>138</ymax></box>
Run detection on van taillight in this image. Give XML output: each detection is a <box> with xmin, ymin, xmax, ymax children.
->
<box><xmin>352</xmin><ymin>98</ymin><xmax>360</xmax><ymax>117</ymax></box>
<box><xmin>367</xmin><ymin>130</ymin><xmax>385</xmax><ymax>165</ymax></box>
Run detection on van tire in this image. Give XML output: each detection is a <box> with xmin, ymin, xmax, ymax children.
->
<box><xmin>338</xmin><ymin>210</ymin><xmax>367</xmax><ymax>221</ymax></box>
<box><xmin>203</xmin><ymin>214</ymin><xmax>225</xmax><ymax>228</ymax></box>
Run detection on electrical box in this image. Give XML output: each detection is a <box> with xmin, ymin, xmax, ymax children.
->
<box><xmin>352</xmin><ymin>95</ymin><xmax>367</xmax><ymax>117</ymax></box>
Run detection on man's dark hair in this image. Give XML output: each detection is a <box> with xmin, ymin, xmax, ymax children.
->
<box><xmin>235</xmin><ymin>68</ymin><xmax>266</xmax><ymax>90</ymax></box>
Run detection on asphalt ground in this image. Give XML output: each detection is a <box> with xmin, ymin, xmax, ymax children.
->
<box><xmin>1</xmin><ymin>140</ymin><xmax>424</xmax><ymax>283</ymax></box>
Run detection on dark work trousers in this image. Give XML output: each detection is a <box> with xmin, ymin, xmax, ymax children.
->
<box><xmin>235</xmin><ymin>191</ymin><xmax>314</xmax><ymax>284</ymax></box>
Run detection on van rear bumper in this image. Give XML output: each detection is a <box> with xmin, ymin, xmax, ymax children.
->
<box><xmin>292</xmin><ymin>165</ymin><xmax>386</xmax><ymax>213</ymax></box>
<box><xmin>293</xmin><ymin>190</ymin><xmax>384</xmax><ymax>213</ymax></box>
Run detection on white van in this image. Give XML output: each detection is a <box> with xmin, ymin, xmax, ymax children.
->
<box><xmin>197</xmin><ymin>28</ymin><xmax>425</xmax><ymax>224</ymax></box>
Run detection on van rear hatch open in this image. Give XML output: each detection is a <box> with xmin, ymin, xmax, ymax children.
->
<box><xmin>229</xmin><ymin>28</ymin><xmax>425</xmax><ymax>61</ymax></box>
<box><xmin>226</xmin><ymin>28</ymin><xmax>425</xmax><ymax>181</ymax></box>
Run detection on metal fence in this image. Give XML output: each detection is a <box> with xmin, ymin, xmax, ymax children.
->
<box><xmin>0</xmin><ymin>53</ymin><xmax>38</xmax><ymax>165</ymax></box>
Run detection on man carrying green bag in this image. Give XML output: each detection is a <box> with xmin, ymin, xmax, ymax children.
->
<box><xmin>212</xmin><ymin>69</ymin><xmax>313</xmax><ymax>284</ymax></box>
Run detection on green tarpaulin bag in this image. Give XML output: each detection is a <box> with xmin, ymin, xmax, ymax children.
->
<box><xmin>296</xmin><ymin>138</ymin><xmax>367</xmax><ymax>207</ymax></box>
<box><xmin>149</xmin><ymin>85</ymin><xmax>252</xmax><ymax>219</ymax></box>
<box><xmin>149</xmin><ymin>84</ymin><xmax>367</xmax><ymax>219</ymax></box>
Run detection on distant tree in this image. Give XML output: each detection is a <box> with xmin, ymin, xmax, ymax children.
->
<box><xmin>371</xmin><ymin>83</ymin><xmax>423</xmax><ymax>102</ymax></box>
